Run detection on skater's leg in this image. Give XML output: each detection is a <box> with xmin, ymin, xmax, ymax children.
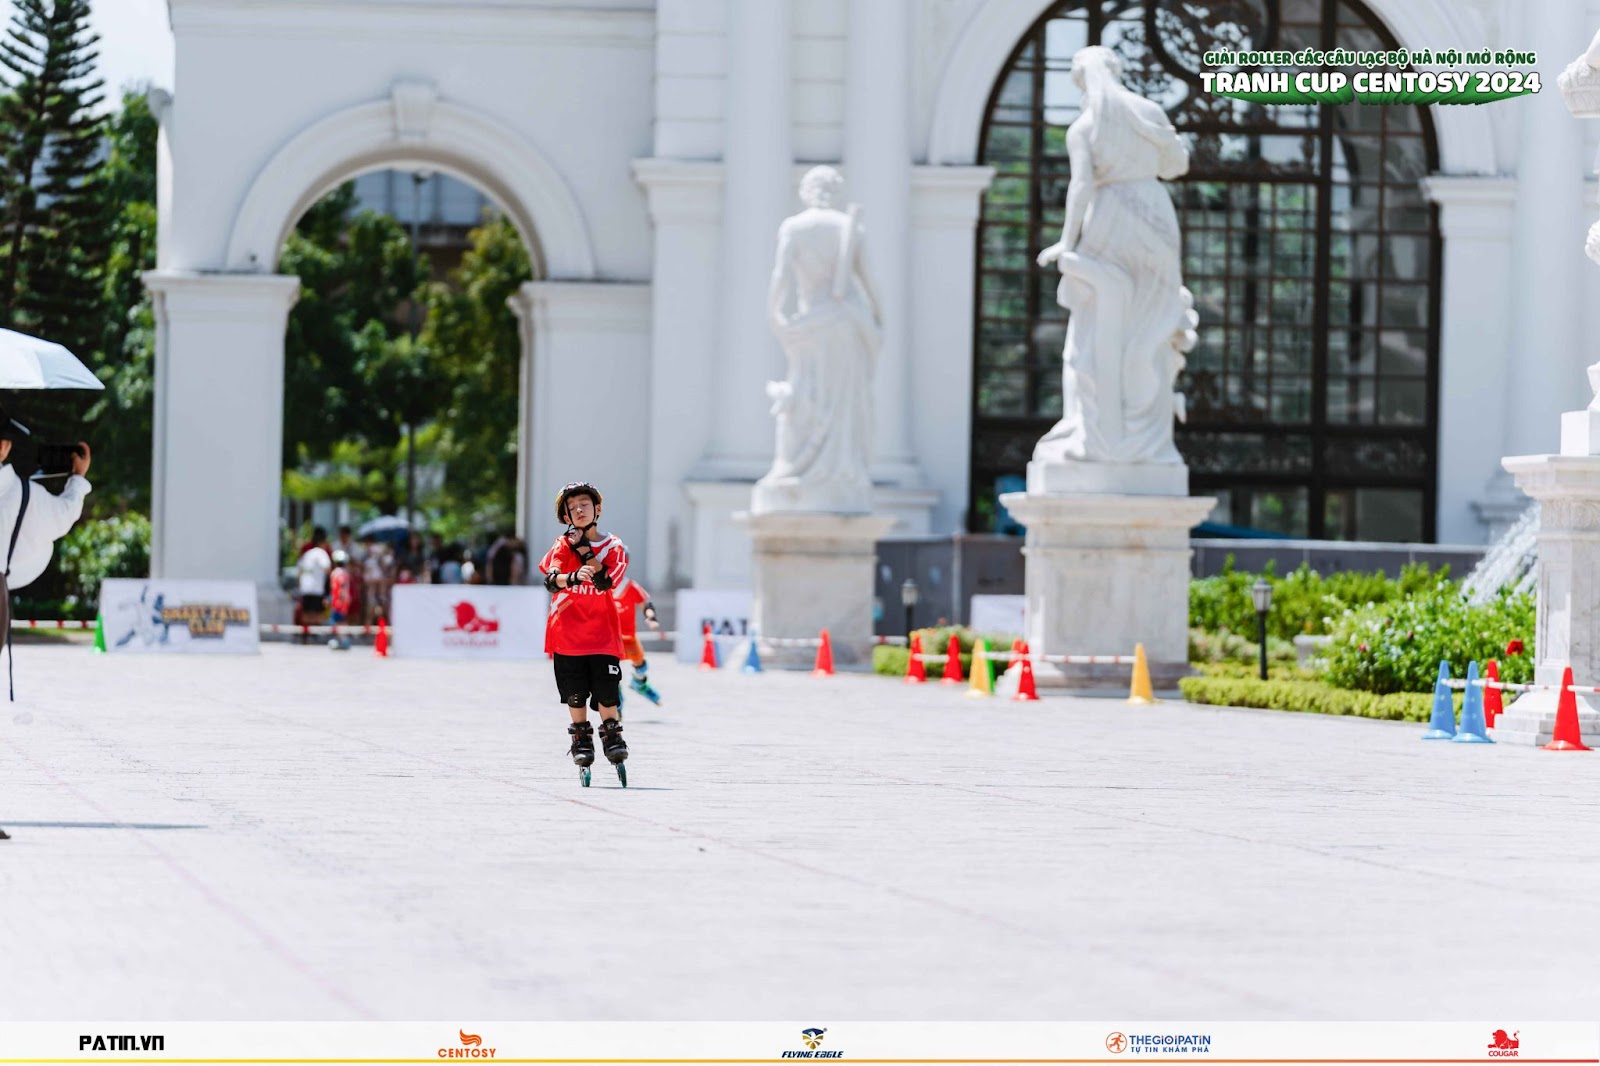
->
<box><xmin>592</xmin><ymin>655</ymin><xmax>628</xmax><ymax>763</ymax></box>
<box><xmin>0</xmin><ymin>827</ymin><xmax>9</xmax><ymax>840</ymax></box>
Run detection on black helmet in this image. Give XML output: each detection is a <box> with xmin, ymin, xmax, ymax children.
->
<box><xmin>555</xmin><ymin>481</ymin><xmax>602</xmax><ymax>523</ymax></box>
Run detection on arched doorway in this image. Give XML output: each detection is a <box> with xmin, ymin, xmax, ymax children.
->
<box><xmin>968</xmin><ymin>0</ymin><xmax>1443</xmax><ymax>541</ymax></box>
<box><xmin>143</xmin><ymin>85</ymin><xmax>653</xmax><ymax>614</ymax></box>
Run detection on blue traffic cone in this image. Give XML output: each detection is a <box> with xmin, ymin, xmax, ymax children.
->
<box><xmin>1453</xmin><ymin>661</ymin><xmax>1493</xmax><ymax>743</ymax></box>
<box><xmin>1422</xmin><ymin>660</ymin><xmax>1456</xmax><ymax>740</ymax></box>
<box><xmin>742</xmin><ymin>635</ymin><xmax>763</xmax><ymax>673</ymax></box>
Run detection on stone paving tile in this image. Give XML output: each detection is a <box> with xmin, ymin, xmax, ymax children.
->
<box><xmin>1</xmin><ymin>645</ymin><xmax>1597</xmax><ymax>1020</ymax></box>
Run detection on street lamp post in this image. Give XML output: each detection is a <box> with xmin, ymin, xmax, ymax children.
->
<box><xmin>404</xmin><ymin>169</ymin><xmax>432</xmax><ymax>529</ymax></box>
<box><xmin>900</xmin><ymin>578</ymin><xmax>920</xmax><ymax>644</ymax></box>
<box><xmin>1250</xmin><ymin>577</ymin><xmax>1274</xmax><ymax>681</ymax></box>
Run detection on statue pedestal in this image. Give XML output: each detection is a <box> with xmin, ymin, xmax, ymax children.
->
<box><xmin>734</xmin><ymin>511</ymin><xmax>897</xmax><ymax>669</ymax></box>
<box><xmin>1495</xmin><ymin>452</ymin><xmax>1600</xmax><ymax>743</ymax></box>
<box><xmin>1001</xmin><ymin>478</ymin><xmax>1215</xmax><ymax>690</ymax></box>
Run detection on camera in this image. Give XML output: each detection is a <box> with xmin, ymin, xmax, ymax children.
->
<box><xmin>32</xmin><ymin>441</ymin><xmax>84</xmax><ymax>478</ymax></box>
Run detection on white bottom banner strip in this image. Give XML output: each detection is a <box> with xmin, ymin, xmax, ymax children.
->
<box><xmin>0</xmin><ymin>1022</ymin><xmax>1591</xmax><ymax>1063</ymax></box>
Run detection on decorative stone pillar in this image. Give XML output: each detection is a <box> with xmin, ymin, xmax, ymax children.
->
<box><xmin>143</xmin><ymin>270</ymin><xmax>300</xmax><ymax>620</ymax></box>
<box><xmin>736</xmin><ymin>512</ymin><xmax>896</xmax><ymax>668</ymax></box>
<box><xmin>1001</xmin><ymin>493</ymin><xmax>1214</xmax><ymax>688</ymax></box>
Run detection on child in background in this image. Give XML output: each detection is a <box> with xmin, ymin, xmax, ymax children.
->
<box><xmin>327</xmin><ymin>549</ymin><xmax>353</xmax><ymax>651</ymax></box>
<box><xmin>613</xmin><ymin>577</ymin><xmax>662</xmax><ymax>706</ymax></box>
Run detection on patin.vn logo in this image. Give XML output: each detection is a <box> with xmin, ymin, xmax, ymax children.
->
<box><xmin>438</xmin><ymin>1030</ymin><xmax>496</xmax><ymax>1058</ymax></box>
<box><xmin>1488</xmin><ymin>1030</ymin><xmax>1520</xmax><ymax>1058</ymax></box>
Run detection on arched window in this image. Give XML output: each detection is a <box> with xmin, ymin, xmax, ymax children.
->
<box><xmin>971</xmin><ymin>0</ymin><xmax>1440</xmax><ymax>541</ymax></box>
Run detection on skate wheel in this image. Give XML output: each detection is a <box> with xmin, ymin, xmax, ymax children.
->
<box><xmin>616</xmin><ymin>763</ymin><xmax>628</xmax><ymax>788</ymax></box>
<box><xmin>580</xmin><ymin>766</ymin><xmax>592</xmax><ymax>788</ymax></box>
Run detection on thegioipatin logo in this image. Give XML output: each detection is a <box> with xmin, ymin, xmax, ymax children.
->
<box><xmin>1107</xmin><ymin>1032</ymin><xmax>1128</xmax><ymax>1054</ymax></box>
<box><xmin>782</xmin><ymin>1026</ymin><xmax>841</xmax><ymax>1059</ymax></box>
<box><xmin>80</xmin><ymin>1035</ymin><xmax>164</xmax><ymax>1052</ymax></box>
<box><xmin>1488</xmin><ymin>1030</ymin><xmax>1520</xmax><ymax>1058</ymax></box>
<box><xmin>438</xmin><ymin>1029</ymin><xmax>496</xmax><ymax>1058</ymax></box>
<box><xmin>1119</xmin><ymin>1032</ymin><xmax>1212</xmax><ymax>1055</ymax></box>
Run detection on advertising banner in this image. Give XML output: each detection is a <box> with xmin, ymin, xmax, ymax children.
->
<box><xmin>674</xmin><ymin>588</ymin><xmax>752</xmax><ymax>664</ymax></box>
<box><xmin>97</xmin><ymin>579</ymin><xmax>261</xmax><ymax>654</ymax></box>
<box><xmin>389</xmin><ymin>584</ymin><xmax>548</xmax><ymax>659</ymax></box>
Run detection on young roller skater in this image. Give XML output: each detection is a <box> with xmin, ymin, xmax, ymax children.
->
<box><xmin>613</xmin><ymin>577</ymin><xmax>663</xmax><ymax>706</ymax></box>
<box><xmin>539</xmin><ymin>481</ymin><xmax>631</xmax><ymax>786</ymax></box>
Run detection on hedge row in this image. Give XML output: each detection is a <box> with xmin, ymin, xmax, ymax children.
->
<box><xmin>1177</xmin><ymin>675</ymin><xmax>1458</xmax><ymax>723</ymax></box>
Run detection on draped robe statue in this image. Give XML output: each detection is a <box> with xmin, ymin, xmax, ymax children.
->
<box><xmin>752</xmin><ymin>165</ymin><xmax>884</xmax><ymax>515</ymax></box>
<box><xmin>1035</xmin><ymin>46</ymin><xmax>1198</xmax><ymax>468</ymax></box>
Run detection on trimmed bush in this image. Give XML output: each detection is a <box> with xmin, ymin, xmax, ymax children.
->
<box><xmin>1188</xmin><ymin>626</ymin><xmax>1297</xmax><ymax>665</ymax></box>
<box><xmin>1321</xmin><ymin>582</ymin><xmax>1534</xmax><ymax>695</ymax></box>
<box><xmin>1190</xmin><ymin>558</ymin><xmax>1444</xmax><ymax>641</ymax></box>
<box><xmin>1178</xmin><ymin>674</ymin><xmax>1456</xmax><ymax>723</ymax></box>
<box><xmin>55</xmin><ymin>513</ymin><xmax>151</xmax><ymax>611</ymax></box>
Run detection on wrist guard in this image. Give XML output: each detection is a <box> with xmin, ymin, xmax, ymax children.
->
<box><xmin>591</xmin><ymin>567</ymin><xmax>614</xmax><ymax>591</ymax></box>
<box><xmin>543</xmin><ymin>570</ymin><xmax>561</xmax><ymax>593</ymax></box>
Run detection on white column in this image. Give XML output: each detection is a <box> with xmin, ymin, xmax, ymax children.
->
<box><xmin>702</xmin><ymin>0</ymin><xmax>791</xmax><ymax>478</ymax></box>
<box><xmin>1504</xmin><ymin>0</ymin><xmax>1587</xmax><ymax>460</ymax></box>
<box><xmin>845</xmin><ymin>0</ymin><xmax>916</xmax><ymax>486</ymax></box>
<box><xmin>631</xmin><ymin>159</ymin><xmax>725</xmax><ymax>589</ymax></box>
<box><xmin>142</xmin><ymin>271</ymin><xmax>299</xmax><ymax>611</ymax></box>
<box><xmin>910</xmin><ymin>165</ymin><xmax>994</xmax><ymax>534</ymax></box>
<box><xmin>509</xmin><ymin>281</ymin><xmax>652</xmax><ymax>575</ymax></box>
<box><xmin>1419</xmin><ymin>177</ymin><xmax>1517</xmax><ymax>542</ymax></box>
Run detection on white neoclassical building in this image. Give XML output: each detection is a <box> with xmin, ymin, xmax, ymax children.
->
<box><xmin>147</xmin><ymin>0</ymin><xmax>1594</xmax><ymax>607</ymax></box>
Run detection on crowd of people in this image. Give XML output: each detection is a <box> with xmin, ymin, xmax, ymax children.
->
<box><xmin>292</xmin><ymin>524</ymin><xmax>530</xmax><ymax>640</ymax></box>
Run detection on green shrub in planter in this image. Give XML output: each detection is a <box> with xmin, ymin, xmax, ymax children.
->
<box><xmin>55</xmin><ymin>513</ymin><xmax>151</xmax><ymax>609</ymax></box>
<box><xmin>1190</xmin><ymin>558</ymin><xmax>1446</xmax><ymax>641</ymax></box>
<box><xmin>1321</xmin><ymin>582</ymin><xmax>1534</xmax><ymax>695</ymax></box>
<box><xmin>1188</xmin><ymin>627</ymin><xmax>1298</xmax><ymax>665</ymax></box>
<box><xmin>1178</xmin><ymin>674</ymin><xmax>1455</xmax><ymax>722</ymax></box>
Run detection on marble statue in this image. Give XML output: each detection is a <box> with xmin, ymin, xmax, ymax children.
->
<box><xmin>752</xmin><ymin>165</ymin><xmax>883</xmax><ymax>515</ymax></box>
<box><xmin>1562</xmin><ymin>31</ymin><xmax>1600</xmax><ymax>411</ymax></box>
<box><xmin>1034</xmin><ymin>45</ymin><xmax>1198</xmax><ymax>467</ymax></box>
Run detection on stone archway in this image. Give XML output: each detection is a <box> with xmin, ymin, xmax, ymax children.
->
<box><xmin>144</xmin><ymin>82</ymin><xmax>610</xmax><ymax>614</ymax></box>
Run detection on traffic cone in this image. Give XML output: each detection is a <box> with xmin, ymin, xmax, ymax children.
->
<box><xmin>966</xmin><ymin>638</ymin><xmax>994</xmax><ymax>697</ymax></box>
<box><xmin>940</xmin><ymin>634</ymin><xmax>964</xmax><ymax>685</ymax></box>
<box><xmin>1127</xmin><ymin>642</ymin><xmax>1155</xmax><ymax>704</ymax></box>
<box><xmin>374</xmin><ymin>616</ymin><xmax>389</xmax><ymax>658</ymax></box>
<box><xmin>1421</xmin><ymin>660</ymin><xmax>1456</xmax><ymax>740</ymax></box>
<box><xmin>741</xmin><ymin>636</ymin><xmax>763</xmax><ymax>673</ymax></box>
<box><xmin>1543</xmin><ymin>666</ymin><xmax>1592</xmax><ymax>751</ymax></box>
<box><xmin>1013</xmin><ymin>641</ymin><xmax>1040</xmax><ymax>702</ymax></box>
<box><xmin>904</xmin><ymin>634</ymin><xmax>926</xmax><ymax>684</ymax></box>
<box><xmin>812</xmin><ymin>628</ymin><xmax>834</xmax><ymax>677</ymax></box>
<box><xmin>1484</xmin><ymin>659</ymin><xmax>1504</xmax><ymax>727</ymax></box>
<box><xmin>698</xmin><ymin>624</ymin><xmax>718</xmax><ymax>671</ymax></box>
<box><xmin>1453</xmin><ymin>661</ymin><xmax>1493</xmax><ymax>743</ymax></box>
<box><xmin>91</xmin><ymin>611</ymin><xmax>106</xmax><ymax>654</ymax></box>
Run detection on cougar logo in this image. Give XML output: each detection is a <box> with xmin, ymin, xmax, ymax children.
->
<box><xmin>445</xmin><ymin>602</ymin><xmax>500</xmax><ymax>634</ymax></box>
<box><xmin>1489</xmin><ymin>1030</ymin><xmax>1519</xmax><ymax>1050</ymax></box>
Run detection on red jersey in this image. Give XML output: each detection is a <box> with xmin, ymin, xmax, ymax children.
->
<box><xmin>539</xmin><ymin>532</ymin><xmax>630</xmax><ymax>656</ymax></box>
<box><xmin>612</xmin><ymin>579</ymin><xmax>651</xmax><ymax>638</ymax></box>
<box><xmin>329</xmin><ymin>567</ymin><xmax>352</xmax><ymax>614</ymax></box>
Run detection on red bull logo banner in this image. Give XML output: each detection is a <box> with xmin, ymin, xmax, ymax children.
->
<box><xmin>389</xmin><ymin>585</ymin><xmax>547</xmax><ymax>660</ymax></box>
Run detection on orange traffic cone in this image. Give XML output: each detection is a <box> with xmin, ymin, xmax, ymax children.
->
<box><xmin>812</xmin><ymin>628</ymin><xmax>834</xmax><ymax>677</ymax></box>
<box><xmin>904</xmin><ymin>634</ymin><xmax>926</xmax><ymax>684</ymax></box>
<box><xmin>698</xmin><ymin>624</ymin><xmax>719</xmax><ymax>670</ymax></box>
<box><xmin>1013</xmin><ymin>641</ymin><xmax>1040</xmax><ymax>702</ymax></box>
<box><xmin>1544</xmin><ymin>666</ymin><xmax>1592</xmax><ymax>751</ymax></box>
<box><xmin>1484</xmin><ymin>659</ymin><xmax>1503</xmax><ymax>727</ymax></box>
<box><xmin>940</xmin><ymin>634</ymin><xmax>964</xmax><ymax>685</ymax></box>
<box><xmin>374</xmin><ymin>616</ymin><xmax>389</xmax><ymax>658</ymax></box>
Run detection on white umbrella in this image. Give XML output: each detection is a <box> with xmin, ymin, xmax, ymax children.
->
<box><xmin>356</xmin><ymin>514</ymin><xmax>412</xmax><ymax>537</ymax></box>
<box><xmin>0</xmin><ymin>328</ymin><xmax>104</xmax><ymax>390</ymax></box>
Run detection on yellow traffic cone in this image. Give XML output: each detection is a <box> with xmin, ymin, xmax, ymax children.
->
<box><xmin>1127</xmin><ymin>643</ymin><xmax>1156</xmax><ymax>704</ymax></box>
<box><xmin>966</xmin><ymin>638</ymin><xmax>994</xmax><ymax>698</ymax></box>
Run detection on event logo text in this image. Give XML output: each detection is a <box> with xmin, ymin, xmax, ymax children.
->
<box><xmin>159</xmin><ymin>604</ymin><xmax>251</xmax><ymax>637</ymax></box>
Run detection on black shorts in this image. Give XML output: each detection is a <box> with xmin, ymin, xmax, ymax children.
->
<box><xmin>300</xmin><ymin>594</ymin><xmax>326</xmax><ymax>614</ymax></box>
<box><xmin>554</xmin><ymin>653</ymin><xmax>622</xmax><ymax>709</ymax></box>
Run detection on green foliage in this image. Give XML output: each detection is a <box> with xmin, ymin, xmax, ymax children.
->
<box><xmin>872</xmin><ymin>625</ymin><xmax>1023</xmax><ymax>678</ymax></box>
<box><xmin>1189</xmin><ymin>557</ymin><xmax>1446</xmax><ymax>641</ymax></box>
<box><xmin>1177</xmin><ymin>674</ymin><xmax>1453</xmax><ymax>723</ymax></box>
<box><xmin>54</xmin><ymin>511</ymin><xmax>149</xmax><ymax>606</ymax></box>
<box><xmin>1187</xmin><ymin>626</ymin><xmax>1298</xmax><ymax>665</ymax></box>
<box><xmin>1321</xmin><ymin>584</ymin><xmax>1536</xmax><ymax>694</ymax></box>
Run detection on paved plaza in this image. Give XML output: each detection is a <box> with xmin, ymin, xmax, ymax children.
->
<box><xmin>2</xmin><ymin>642</ymin><xmax>1597</xmax><ymax>1021</ymax></box>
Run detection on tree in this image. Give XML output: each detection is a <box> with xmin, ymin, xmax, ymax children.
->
<box><xmin>0</xmin><ymin>0</ymin><xmax>105</xmax><ymax>353</ymax></box>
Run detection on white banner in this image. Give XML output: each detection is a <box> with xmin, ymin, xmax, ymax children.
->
<box><xmin>674</xmin><ymin>588</ymin><xmax>752</xmax><ymax>663</ymax></box>
<box><xmin>970</xmin><ymin>593</ymin><xmax>1026</xmax><ymax>637</ymax></box>
<box><xmin>389</xmin><ymin>584</ymin><xmax>547</xmax><ymax>659</ymax></box>
<box><xmin>0</xmin><ymin>1021</ymin><xmax>1591</xmax><ymax>1063</ymax></box>
<box><xmin>97</xmin><ymin>579</ymin><xmax>260</xmax><ymax>655</ymax></box>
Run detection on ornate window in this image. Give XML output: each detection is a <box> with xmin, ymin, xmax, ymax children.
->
<box><xmin>971</xmin><ymin>0</ymin><xmax>1440</xmax><ymax>541</ymax></box>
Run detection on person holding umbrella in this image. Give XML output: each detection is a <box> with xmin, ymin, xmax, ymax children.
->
<box><xmin>0</xmin><ymin>327</ymin><xmax>104</xmax><ymax>841</ymax></box>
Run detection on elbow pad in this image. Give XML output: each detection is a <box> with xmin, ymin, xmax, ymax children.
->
<box><xmin>543</xmin><ymin>570</ymin><xmax>561</xmax><ymax>593</ymax></box>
